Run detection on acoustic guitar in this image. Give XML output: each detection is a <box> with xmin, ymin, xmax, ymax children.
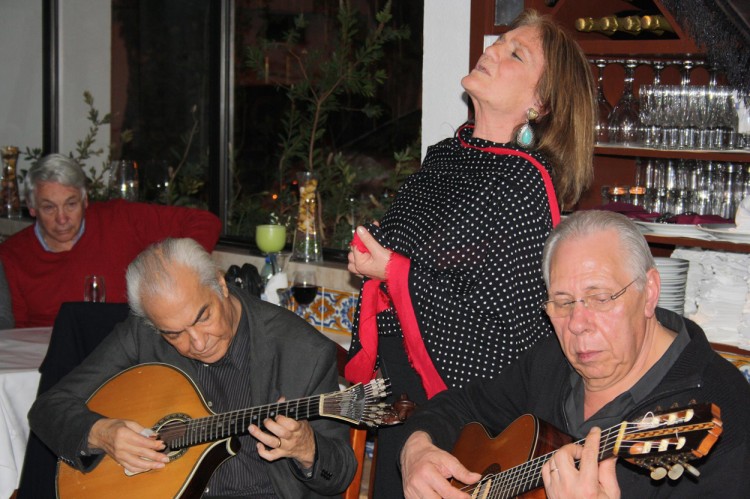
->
<box><xmin>451</xmin><ymin>403</ymin><xmax>722</xmax><ymax>498</ymax></box>
<box><xmin>57</xmin><ymin>363</ymin><xmax>393</xmax><ymax>498</ymax></box>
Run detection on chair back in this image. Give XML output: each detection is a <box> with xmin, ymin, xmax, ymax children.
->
<box><xmin>337</xmin><ymin>344</ymin><xmax>371</xmax><ymax>499</ymax></box>
<box><xmin>17</xmin><ymin>302</ymin><xmax>130</xmax><ymax>499</ymax></box>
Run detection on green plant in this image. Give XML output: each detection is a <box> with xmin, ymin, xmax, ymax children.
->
<box><xmin>22</xmin><ymin>92</ymin><xmax>206</xmax><ymax>209</ymax></box>
<box><xmin>22</xmin><ymin>91</ymin><xmax>133</xmax><ymax>201</ymax></box>
<box><xmin>239</xmin><ymin>0</ymin><xmax>413</xmax><ymax>248</ymax></box>
<box><xmin>161</xmin><ymin>104</ymin><xmax>209</xmax><ymax>208</ymax></box>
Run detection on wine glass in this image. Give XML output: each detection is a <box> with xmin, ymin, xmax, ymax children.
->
<box><xmin>290</xmin><ymin>269</ymin><xmax>318</xmax><ymax>307</ymax></box>
<box><xmin>639</xmin><ymin>84</ymin><xmax>659</xmax><ymax>148</ymax></box>
<box><xmin>594</xmin><ymin>59</ymin><xmax>613</xmax><ymax>143</ymax></box>
<box><xmin>84</xmin><ymin>275</ymin><xmax>106</xmax><ymax>303</ymax></box>
<box><xmin>639</xmin><ymin>60</ymin><xmax>666</xmax><ymax>148</ymax></box>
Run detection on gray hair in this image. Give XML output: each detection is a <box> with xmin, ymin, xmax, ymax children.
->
<box><xmin>25</xmin><ymin>154</ymin><xmax>88</xmax><ymax>209</ymax></box>
<box><xmin>542</xmin><ymin>210</ymin><xmax>655</xmax><ymax>289</ymax></box>
<box><xmin>126</xmin><ymin>238</ymin><xmax>223</xmax><ymax>324</ymax></box>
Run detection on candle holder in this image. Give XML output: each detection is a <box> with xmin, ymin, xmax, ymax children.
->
<box><xmin>0</xmin><ymin>146</ymin><xmax>22</xmax><ymax>218</ymax></box>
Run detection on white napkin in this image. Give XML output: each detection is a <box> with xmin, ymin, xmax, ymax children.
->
<box><xmin>735</xmin><ymin>196</ymin><xmax>750</xmax><ymax>232</ymax></box>
<box><xmin>263</xmin><ymin>272</ymin><xmax>288</xmax><ymax>305</ymax></box>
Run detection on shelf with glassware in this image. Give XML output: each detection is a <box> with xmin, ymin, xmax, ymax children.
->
<box><xmin>469</xmin><ymin>1</ymin><xmax>750</xmax><ymax>253</ymax></box>
<box><xmin>582</xmin><ymin>56</ymin><xmax>750</xmax><ymax>255</ymax></box>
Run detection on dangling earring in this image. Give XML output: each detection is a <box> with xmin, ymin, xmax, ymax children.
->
<box><xmin>516</xmin><ymin>108</ymin><xmax>539</xmax><ymax>148</ymax></box>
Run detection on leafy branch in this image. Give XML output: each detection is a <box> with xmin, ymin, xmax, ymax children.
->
<box><xmin>241</xmin><ymin>0</ymin><xmax>410</xmax><ymax>246</ymax></box>
<box><xmin>23</xmin><ymin>91</ymin><xmax>133</xmax><ymax>201</ymax></box>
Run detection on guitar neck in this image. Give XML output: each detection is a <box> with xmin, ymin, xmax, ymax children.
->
<box><xmin>465</xmin><ymin>403</ymin><xmax>721</xmax><ymax>497</ymax></box>
<box><xmin>162</xmin><ymin>394</ymin><xmax>324</xmax><ymax>449</ymax></box>
<box><xmin>470</xmin><ymin>425</ymin><xmax>621</xmax><ymax>496</ymax></box>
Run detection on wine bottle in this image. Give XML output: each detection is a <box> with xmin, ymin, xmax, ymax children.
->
<box><xmin>640</xmin><ymin>15</ymin><xmax>675</xmax><ymax>35</ymax></box>
<box><xmin>618</xmin><ymin>16</ymin><xmax>642</xmax><ymax>36</ymax></box>
<box><xmin>575</xmin><ymin>16</ymin><xmax>618</xmax><ymax>36</ymax></box>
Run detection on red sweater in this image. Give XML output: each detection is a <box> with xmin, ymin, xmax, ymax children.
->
<box><xmin>0</xmin><ymin>199</ymin><xmax>222</xmax><ymax>327</ymax></box>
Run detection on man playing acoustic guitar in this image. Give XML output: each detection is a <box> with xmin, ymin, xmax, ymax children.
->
<box><xmin>29</xmin><ymin>238</ymin><xmax>357</xmax><ymax>498</ymax></box>
<box><xmin>400</xmin><ymin>211</ymin><xmax>750</xmax><ymax>498</ymax></box>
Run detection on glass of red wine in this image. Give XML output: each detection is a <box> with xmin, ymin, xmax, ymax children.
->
<box><xmin>291</xmin><ymin>269</ymin><xmax>318</xmax><ymax>307</ymax></box>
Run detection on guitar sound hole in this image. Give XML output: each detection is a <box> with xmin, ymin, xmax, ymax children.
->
<box><xmin>154</xmin><ymin>413</ymin><xmax>192</xmax><ymax>462</ymax></box>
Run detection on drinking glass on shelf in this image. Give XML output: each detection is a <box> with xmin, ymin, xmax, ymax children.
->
<box><xmin>290</xmin><ymin>269</ymin><xmax>318</xmax><ymax>307</ymax></box>
<box><xmin>651</xmin><ymin>60</ymin><xmax>665</xmax><ymax>86</ymax></box>
<box><xmin>84</xmin><ymin>275</ymin><xmax>106</xmax><ymax>303</ymax></box>
<box><xmin>608</xmin><ymin>59</ymin><xmax>641</xmax><ymax>145</ymax></box>
<box><xmin>659</xmin><ymin>85</ymin><xmax>682</xmax><ymax>150</ymax></box>
<box><xmin>692</xmin><ymin>161</ymin><xmax>714</xmax><ymax>215</ymax></box>
<box><xmin>639</xmin><ymin>84</ymin><xmax>661</xmax><ymax>148</ymax></box>
<box><xmin>651</xmin><ymin>160</ymin><xmax>669</xmax><ymax>214</ymax></box>
<box><xmin>638</xmin><ymin>60</ymin><xmax>666</xmax><ymax>148</ymax></box>
<box><xmin>707</xmin><ymin>87</ymin><xmax>736</xmax><ymax>150</ymax></box>
<box><xmin>594</xmin><ymin>60</ymin><xmax>612</xmax><ymax>143</ymax></box>
<box><xmin>676</xmin><ymin>62</ymin><xmax>697</xmax><ymax>149</ymax></box>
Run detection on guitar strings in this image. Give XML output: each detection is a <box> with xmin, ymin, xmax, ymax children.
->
<box><xmin>152</xmin><ymin>379</ymin><xmax>387</xmax><ymax>448</ymax></box>
<box><xmin>458</xmin><ymin>419</ymin><xmax>699</xmax><ymax>498</ymax></box>
<box><xmin>156</xmin><ymin>396</ymin><xmax>320</xmax><ymax>448</ymax></box>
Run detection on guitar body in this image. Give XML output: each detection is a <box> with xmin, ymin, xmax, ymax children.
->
<box><xmin>57</xmin><ymin>364</ymin><xmax>239</xmax><ymax>499</ymax></box>
<box><xmin>451</xmin><ymin>415</ymin><xmax>572</xmax><ymax>499</ymax></box>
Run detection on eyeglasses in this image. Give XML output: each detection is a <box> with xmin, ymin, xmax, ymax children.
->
<box><xmin>541</xmin><ymin>279</ymin><xmax>638</xmax><ymax>318</ymax></box>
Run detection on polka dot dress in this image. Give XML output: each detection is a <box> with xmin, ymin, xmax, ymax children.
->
<box><xmin>349</xmin><ymin>124</ymin><xmax>556</xmax><ymax>390</ymax></box>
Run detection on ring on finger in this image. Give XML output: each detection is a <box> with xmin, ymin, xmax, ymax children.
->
<box><xmin>276</xmin><ymin>437</ymin><xmax>282</xmax><ymax>449</ymax></box>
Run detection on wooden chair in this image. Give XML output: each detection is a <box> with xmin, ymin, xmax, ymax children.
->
<box><xmin>336</xmin><ymin>345</ymin><xmax>371</xmax><ymax>499</ymax></box>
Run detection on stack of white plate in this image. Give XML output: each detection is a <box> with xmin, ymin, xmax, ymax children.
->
<box><xmin>654</xmin><ymin>257</ymin><xmax>689</xmax><ymax>315</ymax></box>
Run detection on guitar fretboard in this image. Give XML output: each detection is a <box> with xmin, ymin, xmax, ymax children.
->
<box><xmin>463</xmin><ymin>403</ymin><xmax>719</xmax><ymax>499</ymax></box>
<box><xmin>159</xmin><ymin>396</ymin><xmax>324</xmax><ymax>449</ymax></box>
<box><xmin>467</xmin><ymin>425</ymin><xmax>619</xmax><ymax>498</ymax></box>
<box><xmin>152</xmin><ymin>380</ymin><xmax>390</xmax><ymax>450</ymax></box>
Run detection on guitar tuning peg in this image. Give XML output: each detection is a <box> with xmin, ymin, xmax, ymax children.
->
<box><xmin>683</xmin><ymin>461</ymin><xmax>701</xmax><ymax>477</ymax></box>
<box><xmin>667</xmin><ymin>463</ymin><xmax>684</xmax><ymax>480</ymax></box>
<box><xmin>649</xmin><ymin>466</ymin><xmax>667</xmax><ymax>481</ymax></box>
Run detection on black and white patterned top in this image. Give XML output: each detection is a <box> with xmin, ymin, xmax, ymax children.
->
<box><xmin>350</xmin><ymin>124</ymin><xmax>555</xmax><ymax>389</ymax></box>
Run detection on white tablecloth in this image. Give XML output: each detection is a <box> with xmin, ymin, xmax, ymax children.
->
<box><xmin>0</xmin><ymin>327</ymin><xmax>52</xmax><ymax>499</ymax></box>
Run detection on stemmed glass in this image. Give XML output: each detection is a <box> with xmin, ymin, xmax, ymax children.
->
<box><xmin>84</xmin><ymin>275</ymin><xmax>106</xmax><ymax>303</ymax></box>
<box><xmin>639</xmin><ymin>84</ymin><xmax>660</xmax><ymax>148</ymax></box>
<box><xmin>290</xmin><ymin>269</ymin><xmax>318</xmax><ymax>308</ymax></box>
<box><xmin>256</xmin><ymin>224</ymin><xmax>286</xmax><ymax>253</ymax></box>
<box><xmin>707</xmin><ymin>87</ymin><xmax>737</xmax><ymax>150</ymax></box>
<box><xmin>651</xmin><ymin>60</ymin><xmax>665</xmax><ymax>86</ymax></box>
<box><xmin>639</xmin><ymin>60</ymin><xmax>666</xmax><ymax>148</ymax></box>
<box><xmin>594</xmin><ymin>60</ymin><xmax>613</xmax><ymax>143</ymax></box>
<box><xmin>677</xmin><ymin>60</ymin><xmax>696</xmax><ymax>149</ymax></box>
<box><xmin>608</xmin><ymin>59</ymin><xmax>641</xmax><ymax>145</ymax></box>
<box><xmin>256</xmin><ymin>224</ymin><xmax>287</xmax><ymax>283</ymax></box>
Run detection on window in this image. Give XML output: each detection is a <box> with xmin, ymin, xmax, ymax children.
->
<box><xmin>111</xmin><ymin>0</ymin><xmax>423</xmax><ymax>256</ymax></box>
